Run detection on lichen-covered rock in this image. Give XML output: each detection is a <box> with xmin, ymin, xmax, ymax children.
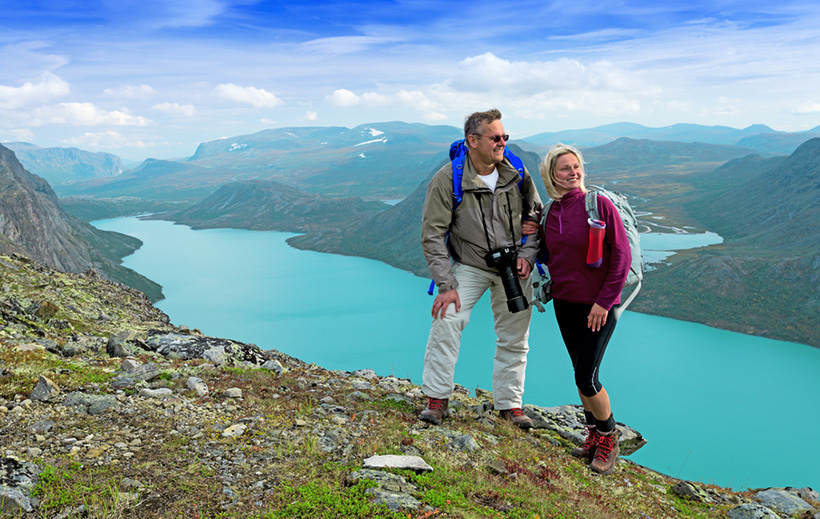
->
<box><xmin>526</xmin><ymin>404</ymin><xmax>647</xmax><ymax>455</ymax></box>
<box><xmin>727</xmin><ymin>503</ymin><xmax>781</xmax><ymax>519</ymax></box>
<box><xmin>0</xmin><ymin>457</ymin><xmax>42</xmax><ymax>514</ymax></box>
<box><xmin>145</xmin><ymin>331</ymin><xmax>268</xmax><ymax>365</ymax></box>
<box><xmin>62</xmin><ymin>391</ymin><xmax>119</xmax><ymax>415</ymax></box>
<box><xmin>754</xmin><ymin>488</ymin><xmax>815</xmax><ymax>517</ymax></box>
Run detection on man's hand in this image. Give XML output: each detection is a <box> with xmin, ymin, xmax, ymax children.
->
<box><xmin>522</xmin><ymin>220</ymin><xmax>539</xmax><ymax>236</ymax></box>
<box><xmin>587</xmin><ymin>303</ymin><xmax>608</xmax><ymax>332</ymax></box>
<box><xmin>516</xmin><ymin>258</ymin><xmax>532</xmax><ymax>279</ymax></box>
<box><xmin>432</xmin><ymin>289</ymin><xmax>460</xmax><ymax>319</ymax></box>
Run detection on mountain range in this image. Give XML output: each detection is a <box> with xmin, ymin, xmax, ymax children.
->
<box><xmin>2</xmin><ymin>121</ymin><xmax>818</xmax><ymax>346</ymax></box>
<box><xmin>0</xmin><ymin>144</ymin><xmax>162</xmax><ymax>301</ymax></box>
<box><xmin>3</xmin><ymin>142</ymin><xmax>124</xmax><ymax>187</ymax></box>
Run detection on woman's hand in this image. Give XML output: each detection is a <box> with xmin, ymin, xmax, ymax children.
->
<box><xmin>587</xmin><ymin>303</ymin><xmax>608</xmax><ymax>332</ymax></box>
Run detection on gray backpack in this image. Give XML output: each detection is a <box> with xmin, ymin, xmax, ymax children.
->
<box><xmin>532</xmin><ymin>185</ymin><xmax>643</xmax><ymax>319</ymax></box>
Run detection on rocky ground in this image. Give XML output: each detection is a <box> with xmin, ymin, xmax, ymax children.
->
<box><xmin>1</xmin><ymin>253</ymin><xmax>819</xmax><ymax>518</ymax></box>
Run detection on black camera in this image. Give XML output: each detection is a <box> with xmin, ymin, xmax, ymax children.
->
<box><xmin>485</xmin><ymin>246</ymin><xmax>529</xmax><ymax>313</ymax></box>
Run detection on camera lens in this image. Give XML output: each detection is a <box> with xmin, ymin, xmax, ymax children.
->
<box><xmin>498</xmin><ymin>262</ymin><xmax>529</xmax><ymax>313</ymax></box>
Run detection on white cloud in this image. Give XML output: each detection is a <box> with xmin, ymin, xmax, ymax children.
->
<box><xmin>30</xmin><ymin>103</ymin><xmax>152</xmax><ymax>127</ymax></box>
<box><xmin>152</xmin><ymin>102</ymin><xmax>197</xmax><ymax>116</ymax></box>
<box><xmin>0</xmin><ymin>72</ymin><xmax>70</xmax><ymax>109</ymax></box>
<box><xmin>215</xmin><ymin>83</ymin><xmax>284</xmax><ymax>108</ymax></box>
<box><xmin>61</xmin><ymin>130</ymin><xmax>151</xmax><ymax>149</ymax></box>
<box><xmin>305</xmin><ymin>111</ymin><xmax>317</xmax><ymax>121</ymax></box>
<box><xmin>423</xmin><ymin>112</ymin><xmax>448</xmax><ymax>122</ymax></box>
<box><xmin>0</xmin><ymin>128</ymin><xmax>35</xmax><ymax>142</ymax></box>
<box><xmin>449</xmin><ymin>53</ymin><xmax>653</xmax><ymax>97</ymax></box>
<box><xmin>792</xmin><ymin>101</ymin><xmax>820</xmax><ymax>114</ymax></box>
<box><xmin>326</xmin><ymin>89</ymin><xmax>361</xmax><ymax>107</ymax></box>
<box><xmin>299</xmin><ymin>35</ymin><xmax>405</xmax><ymax>55</ymax></box>
<box><xmin>104</xmin><ymin>84</ymin><xmax>158</xmax><ymax>99</ymax></box>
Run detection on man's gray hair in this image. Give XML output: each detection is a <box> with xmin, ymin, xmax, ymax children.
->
<box><xmin>464</xmin><ymin>108</ymin><xmax>502</xmax><ymax>139</ymax></box>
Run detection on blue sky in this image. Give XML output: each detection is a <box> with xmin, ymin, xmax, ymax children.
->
<box><xmin>1</xmin><ymin>0</ymin><xmax>819</xmax><ymax>161</ymax></box>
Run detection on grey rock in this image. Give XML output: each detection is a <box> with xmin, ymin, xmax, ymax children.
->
<box><xmin>28</xmin><ymin>419</ymin><xmax>55</xmax><ymax>434</ymax></box>
<box><xmin>139</xmin><ymin>388</ymin><xmax>173</xmax><ymax>399</ymax></box>
<box><xmin>363</xmin><ymin>454</ymin><xmax>433</xmax><ymax>473</ymax></box>
<box><xmin>348</xmin><ymin>469</ymin><xmax>416</xmax><ymax>493</ymax></box>
<box><xmin>107</xmin><ymin>330</ymin><xmax>144</xmax><ymax>357</ymax></box>
<box><xmin>365</xmin><ymin>488</ymin><xmax>421</xmax><ymax>511</ymax></box>
<box><xmin>261</xmin><ymin>359</ymin><xmax>286</xmax><ymax>375</ymax></box>
<box><xmin>527</xmin><ymin>404</ymin><xmax>647</xmax><ymax>455</ymax></box>
<box><xmin>221</xmin><ymin>424</ymin><xmax>247</xmax><ymax>438</ymax></box>
<box><xmin>755</xmin><ymin>488</ymin><xmax>814</xmax><ymax>516</ymax></box>
<box><xmin>62</xmin><ymin>392</ymin><xmax>119</xmax><ymax>415</ymax></box>
<box><xmin>0</xmin><ymin>487</ymin><xmax>32</xmax><ymax>514</ymax></box>
<box><xmin>672</xmin><ymin>481</ymin><xmax>714</xmax><ymax>503</ymax></box>
<box><xmin>351</xmin><ymin>369</ymin><xmax>377</xmax><ymax>379</ymax></box>
<box><xmin>145</xmin><ymin>331</ymin><xmax>268</xmax><ymax>365</ymax></box>
<box><xmin>224</xmin><ymin>388</ymin><xmax>242</xmax><ymax>399</ymax></box>
<box><xmin>187</xmin><ymin>377</ymin><xmax>209</xmax><ymax>397</ymax></box>
<box><xmin>727</xmin><ymin>503</ymin><xmax>781</xmax><ymax>519</ymax></box>
<box><xmin>110</xmin><ymin>362</ymin><xmax>160</xmax><ymax>389</ymax></box>
<box><xmin>0</xmin><ymin>457</ymin><xmax>42</xmax><ymax>514</ymax></box>
<box><xmin>30</xmin><ymin>375</ymin><xmax>60</xmax><ymax>402</ymax></box>
<box><xmin>786</xmin><ymin>487</ymin><xmax>818</xmax><ymax>503</ymax></box>
<box><xmin>121</xmin><ymin>359</ymin><xmax>141</xmax><ymax>372</ymax></box>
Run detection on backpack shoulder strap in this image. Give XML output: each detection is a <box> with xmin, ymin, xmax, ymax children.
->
<box><xmin>504</xmin><ymin>147</ymin><xmax>525</xmax><ymax>190</ymax></box>
<box><xmin>584</xmin><ymin>188</ymin><xmax>600</xmax><ymax>221</ymax></box>
<box><xmin>449</xmin><ymin>140</ymin><xmax>468</xmax><ymax>209</ymax></box>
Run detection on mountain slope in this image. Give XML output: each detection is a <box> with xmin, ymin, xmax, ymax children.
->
<box><xmin>59</xmin><ymin>122</ymin><xmax>463</xmax><ymax>202</ymax></box>
<box><xmin>628</xmin><ymin>139</ymin><xmax>820</xmax><ymax>346</ymax></box>
<box><xmin>0</xmin><ymin>144</ymin><xmax>162</xmax><ymax>301</ymax></box>
<box><xmin>4</xmin><ymin>142</ymin><xmax>124</xmax><ymax>186</ymax></box>
<box><xmin>157</xmin><ymin>179</ymin><xmax>389</xmax><ymax>232</ymax></box>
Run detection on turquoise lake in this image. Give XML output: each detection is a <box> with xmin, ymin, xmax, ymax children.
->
<box><xmin>92</xmin><ymin>217</ymin><xmax>820</xmax><ymax>492</ymax></box>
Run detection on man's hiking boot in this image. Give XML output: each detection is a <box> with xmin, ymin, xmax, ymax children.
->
<box><xmin>572</xmin><ymin>427</ymin><xmax>601</xmax><ymax>460</ymax></box>
<box><xmin>419</xmin><ymin>397</ymin><xmax>449</xmax><ymax>425</ymax></box>
<box><xmin>498</xmin><ymin>407</ymin><xmax>533</xmax><ymax>430</ymax></box>
<box><xmin>590</xmin><ymin>429</ymin><xmax>619</xmax><ymax>474</ymax></box>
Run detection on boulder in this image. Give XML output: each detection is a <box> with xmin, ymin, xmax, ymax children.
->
<box><xmin>145</xmin><ymin>331</ymin><xmax>268</xmax><ymax>365</ymax></box>
<box><xmin>525</xmin><ymin>404</ymin><xmax>647</xmax><ymax>455</ymax></box>
<box><xmin>30</xmin><ymin>375</ymin><xmax>60</xmax><ymax>402</ymax></box>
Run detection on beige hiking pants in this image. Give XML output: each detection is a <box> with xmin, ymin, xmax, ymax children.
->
<box><xmin>422</xmin><ymin>262</ymin><xmax>533</xmax><ymax>410</ymax></box>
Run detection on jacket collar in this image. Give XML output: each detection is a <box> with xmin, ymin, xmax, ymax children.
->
<box><xmin>462</xmin><ymin>153</ymin><xmax>519</xmax><ymax>191</ymax></box>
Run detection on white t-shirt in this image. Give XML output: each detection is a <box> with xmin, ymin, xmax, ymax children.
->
<box><xmin>477</xmin><ymin>167</ymin><xmax>499</xmax><ymax>192</ymax></box>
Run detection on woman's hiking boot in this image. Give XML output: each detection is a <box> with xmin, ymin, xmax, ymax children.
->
<box><xmin>498</xmin><ymin>407</ymin><xmax>534</xmax><ymax>430</ymax></box>
<box><xmin>572</xmin><ymin>427</ymin><xmax>601</xmax><ymax>460</ymax></box>
<box><xmin>419</xmin><ymin>397</ymin><xmax>449</xmax><ymax>425</ymax></box>
<box><xmin>590</xmin><ymin>429</ymin><xmax>619</xmax><ymax>474</ymax></box>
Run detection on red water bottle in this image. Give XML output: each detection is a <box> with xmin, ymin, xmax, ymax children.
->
<box><xmin>587</xmin><ymin>218</ymin><xmax>605</xmax><ymax>268</ymax></box>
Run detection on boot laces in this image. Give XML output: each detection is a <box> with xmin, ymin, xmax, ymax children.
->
<box><xmin>582</xmin><ymin>427</ymin><xmax>600</xmax><ymax>450</ymax></box>
<box><xmin>595</xmin><ymin>433</ymin><xmax>616</xmax><ymax>461</ymax></box>
<box><xmin>506</xmin><ymin>407</ymin><xmax>525</xmax><ymax>417</ymax></box>
<box><xmin>428</xmin><ymin>398</ymin><xmax>446</xmax><ymax>410</ymax></box>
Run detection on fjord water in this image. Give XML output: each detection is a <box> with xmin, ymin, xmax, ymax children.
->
<box><xmin>93</xmin><ymin>217</ymin><xmax>820</xmax><ymax>492</ymax></box>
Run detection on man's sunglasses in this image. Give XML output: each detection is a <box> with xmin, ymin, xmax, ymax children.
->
<box><xmin>472</xmin><ymin>133</ymin><xmax>510</xmax><ymax>143</ymax></box>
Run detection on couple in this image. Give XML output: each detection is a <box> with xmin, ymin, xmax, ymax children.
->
<box><xmin>419</xmin><ymin>109</ymin><xmax>631</xmax><ymax>475</ymax></box>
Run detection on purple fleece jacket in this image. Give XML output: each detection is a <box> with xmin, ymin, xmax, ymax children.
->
<box><xmin>541</xmin><ymin>188</ymin><xmax>631</xmax><ymax>310</ymax></box>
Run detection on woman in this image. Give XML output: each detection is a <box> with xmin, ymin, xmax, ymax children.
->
<box><xmin>537</xmin><ymin>143</ymin><xmax>631</xmax><ymax>475</ymax></box>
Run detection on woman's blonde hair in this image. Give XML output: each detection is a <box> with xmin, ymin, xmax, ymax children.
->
<box><xmin>539</xmin><ymin>143</ymin><xmax>587</xmax><ymax>200</ymax></box>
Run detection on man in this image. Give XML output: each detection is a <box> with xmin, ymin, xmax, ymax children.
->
<box><xmin>419</xmin><ymin>109</ymin><xmax>542</xmax><ymax>429</ymax></box>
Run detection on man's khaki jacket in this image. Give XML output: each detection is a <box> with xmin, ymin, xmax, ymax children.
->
<box><xmin>421</xmin><ymin>153</ymin><xmax>543</xmax><ymax>293</ymax></box>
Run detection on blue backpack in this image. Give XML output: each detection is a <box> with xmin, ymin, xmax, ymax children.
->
<box><xmin>427</xmin><ymin>140</ymin><xmax>529</xmax><ymax>295</ymax></box>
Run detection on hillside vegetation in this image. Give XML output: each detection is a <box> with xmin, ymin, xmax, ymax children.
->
<box><xmin>2</xmin><ymin>253</ymin><xmax>817</xmax><ymax>518</ymax></box>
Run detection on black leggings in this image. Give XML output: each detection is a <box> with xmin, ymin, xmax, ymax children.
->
<box><xmin>553</xmin><ymin>299</ymin><xmax>619</xmax><ymax>397</ymax></box>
